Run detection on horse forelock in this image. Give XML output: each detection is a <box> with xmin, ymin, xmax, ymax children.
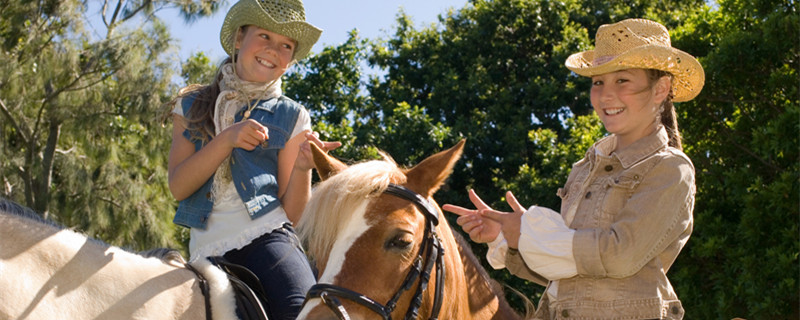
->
<box><xmin>298</xmin><ymin>159</ymin><xmax>405</xmax><ymax>265</ymax></box>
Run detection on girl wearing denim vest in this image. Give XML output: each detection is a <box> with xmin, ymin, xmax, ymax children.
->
<box><xmin>444</xmin><ymin>19</ymin><xmax>703</xmax><ymax>319</ymax></box>
<box><xmin>168</xmin><ymin>0</ymin><xmax>339</xmax><ymax>318</ymax></box>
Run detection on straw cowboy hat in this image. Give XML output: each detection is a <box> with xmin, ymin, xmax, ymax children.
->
<box><xmin>220</xmin><ymin>0</ymin><xmax>322</xmax><ymax>61</ymax></box>
<box><xmin>565</xmin><ymin>18</ymin><xmax>704</xmax><ymax>102</ymax></box>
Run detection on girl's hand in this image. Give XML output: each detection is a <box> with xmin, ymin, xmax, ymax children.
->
<box><xmin>479</xmin><ymin>191</ymin><xmax>525</xmax><ymax>249</ymax></box>
<box><xmin>221</xmin><ymin>119</ymin><xmax>268</xmax><ymax>150</ymax></box>
<box><xmin>295</xmin><ymin>131</ymin><xmax>342</xmax><ymax>171</ymax></box>
<box><xmin>442</xmin><ymin>189</ymin><xmax>502</xmax><ymax>243</ymax></box>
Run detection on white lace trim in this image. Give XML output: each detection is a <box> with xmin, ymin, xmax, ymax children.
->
<box><xmin>188</xmin><ymin>190</ymin><xmax>290</xmax><ymax>261</ymax></box>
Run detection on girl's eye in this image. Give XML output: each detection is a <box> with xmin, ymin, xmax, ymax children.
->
<box><xmin>592</xmin><ymin>80</ymin><xmax>603</xmax><ymax>86</ymax></box>
<box><xmin>616</xmin><ymin>78</ymin><xmax>629</xmax><ymax>84</ymax></box>
<box><xmin>282</xmin><ymin>43</ymin><xmax>293</xmax><ymax>50</ymax></box>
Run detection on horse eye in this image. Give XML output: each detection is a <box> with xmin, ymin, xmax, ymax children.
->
<box><xmin>385</xmin><ymin>235</ymin><xmax>413</xmax><ymax>251</ymax></box>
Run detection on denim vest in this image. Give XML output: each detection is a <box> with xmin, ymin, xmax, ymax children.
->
<box><xmin>173</xmin><ymin>92</ymin><xmax>302</xmax><ymax>230</ymax></box>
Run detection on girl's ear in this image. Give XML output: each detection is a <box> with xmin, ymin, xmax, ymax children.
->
<box><xmin>653</xmin><ymin>75</ymin><xmax>672</xmax><ymax>104</ymax></box>
<box><xmin>234</xmin><ymin>26</ymin><xmax>246</xmax><ymax>50</ymax></box>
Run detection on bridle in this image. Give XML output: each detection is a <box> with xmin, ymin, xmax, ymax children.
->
<box><xmin>303</xmin><ymin>184</ymin><xmax>446</xmax><ymax>320</ymax></box>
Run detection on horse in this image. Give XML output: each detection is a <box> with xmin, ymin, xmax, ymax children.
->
<box><xmin>295</xmin><ymin>140</ymin><xmax>527</xmax><ymax>320</ymax></box>
<box><xmin>0</xmin><ymin>199</ymin><xmax>240</xmax><ymax>320</ymax></box>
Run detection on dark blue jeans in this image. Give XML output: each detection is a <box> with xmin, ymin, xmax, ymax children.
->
<box><xmin>224</xmin><ymin>224</ymin><xmax>315</xmax><ymax>320</ymax></box>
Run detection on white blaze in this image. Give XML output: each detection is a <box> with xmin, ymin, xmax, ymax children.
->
<box><xmin>297</xmin><ymin>200</ymin><xmax>371</xmax><ymax>319</ymax></box>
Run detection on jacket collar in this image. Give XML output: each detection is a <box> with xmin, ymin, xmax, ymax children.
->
<box><xmin>591</xmin><ymin>126</ymin><xmax>669</xmax><ymax>169</ymax></box>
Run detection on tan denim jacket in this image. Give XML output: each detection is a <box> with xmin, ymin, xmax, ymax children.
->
<box><xmin>507</xmin><ymin>127</ymin><xmax>695</xmax><ymax>320</ymax></box>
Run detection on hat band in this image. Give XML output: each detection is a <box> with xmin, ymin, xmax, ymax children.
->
<box><xmin>592</xmin><ymin>55</ymin><xmax>615</xmax><ymax>66</ymax></box>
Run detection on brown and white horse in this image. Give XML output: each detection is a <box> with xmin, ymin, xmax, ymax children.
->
<box><xmin>296</xmin><ymin>140</ymin><xmax>526</xmax><ymax>320</ymax></box>
<box><xmin>0</xmin><ymin>200</ymin><xmax>238</xmax><ymax>320</ymax></box>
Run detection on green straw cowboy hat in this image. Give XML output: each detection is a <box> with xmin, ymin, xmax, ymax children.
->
<box><xmin>565</xmin><ymin>18</ymin><xmax>705</xmax><ymax>102</ymax></box>
<box><xmin>220</xmin><ymin>0</ymin><xmax>322</xmax><ymax>61</ymax></box>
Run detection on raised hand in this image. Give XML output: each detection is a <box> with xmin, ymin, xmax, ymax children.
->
<box><xmin>295</xmin><ymin>131</ymin><xmax>342</xmax><ymax>171</ymax></box>
<box><xmin>479</xmin><ymin>191</ymin><xmax>525</xmax><ymax>249</ymax></box>
<box><xmin>442</xmin><ymin>189</ymin><xmax>502</xmax><ymax>243</ymax></box>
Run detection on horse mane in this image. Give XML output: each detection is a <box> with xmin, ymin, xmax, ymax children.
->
<box><xmin>0</xmin><ymin>197</ymin><xmax>186</xmax><ymax>266</ymax></box>
<box><xmin>139</xmin><ymin>247</ymin><xmax>188</xmax><ymax>267</ymax></box>
<box><xmin>297</xmin><ymin>157</ymin><xmax>406</xmax><ymax>264</ymax></box>
<box><xmin>450</xmin><ymin>230</ymin><xmax>505</xmax><ymax>297</ymax></box>
<box><xmin>452</xmin><ymin>228</ymin><xmax>536</xmax><ymax>318</ymax></box>
<box><xmin>0</xmin><ymin>197</ymin><xmax>58</xmax><ymax>228</ymax></box>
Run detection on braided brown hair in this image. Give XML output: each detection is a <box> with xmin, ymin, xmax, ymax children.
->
<box><xmin>646</xmin><ymin>69</ymin><xmax>682</xmax><ymax>150</ymax></box>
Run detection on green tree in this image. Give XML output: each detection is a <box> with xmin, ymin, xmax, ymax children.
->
<box><xmin>669</xmin><ymin>0</ymin><xmax>799</xmax><ymax>318</ymax></box>
<box><xmin>0</xmin><ymin>0</ymin><xmax>219</xmax><ymax>250</ymax></box>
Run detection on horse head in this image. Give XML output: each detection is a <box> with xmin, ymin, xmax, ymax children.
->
<box><xmin>296</xmin><ymin>140</ymin><xmax>522</xmax><ymax>320</ymax></box>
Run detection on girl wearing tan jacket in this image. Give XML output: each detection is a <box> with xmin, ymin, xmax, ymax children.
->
<box><xmin>444</xmin><ymin>18</ymin><xmax>703</xmax><ymax>320</ymax></box>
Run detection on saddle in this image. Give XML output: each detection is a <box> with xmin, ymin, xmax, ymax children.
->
<box><xmin>207</xmin><ymin>256</ymin><xmax>270</xmax><ymax>320</ymax></box>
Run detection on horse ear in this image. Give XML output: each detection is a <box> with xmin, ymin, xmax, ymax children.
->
<box><xmin>311</xmin><ymin>142</ymin><xmax>348</xmax><ymax>181</ymax></box>
<box><xmin>405</xmin><ymin>139</ymin><xmax>466</xmax><ymax>197</ymax></box>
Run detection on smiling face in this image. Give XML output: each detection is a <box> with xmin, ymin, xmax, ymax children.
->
<box><xmin>590</xmin><ymin>68</ymin><xmax>670</xmax><ymax>149</ymax></box>
<box><xmin>234</xmin><ymin>25</ymin><xmax>296</xmax><ymax>83</ymax></box>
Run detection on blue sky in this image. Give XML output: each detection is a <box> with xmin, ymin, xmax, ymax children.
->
<box><xmin>156</xmin><ymin>0</ymin><xmax>469</xmax><ymax>63</ymax></box>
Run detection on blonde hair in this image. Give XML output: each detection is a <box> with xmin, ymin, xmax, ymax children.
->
<box><xmin>296</xmin><ymin>158</ymin><xmax>405</xmax><ymax>264</ymax></box>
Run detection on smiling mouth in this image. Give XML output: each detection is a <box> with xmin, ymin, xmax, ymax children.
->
<box><xmin>256</xmin><ymin>57</ymin><xmax>275</xmax><ymax>68</ymax></box>
<box><xmin>604</xmin><ymin>108</ymin><xmax>625</xmax><ymax>115</ymax></box>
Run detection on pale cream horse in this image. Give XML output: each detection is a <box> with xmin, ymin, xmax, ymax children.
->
<box><xmin>296</xmin><ymin>140</ymin><xmax>530</xmax><ymax>319</ymax></box>
<box><xmin>0</xmin><ymin>200</ymin><xmax>239</xmax><ymax>320</ymax></box>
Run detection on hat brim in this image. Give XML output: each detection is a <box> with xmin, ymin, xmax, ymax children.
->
<box><xmin>565</xmin><ymin>45</ymin><xmax>704</xmax><ymax>102</ymax></box>
<box><xmin>220</xmin><ymin>0</ymin><xmax>322</xmax><ymax>61</ymax></box>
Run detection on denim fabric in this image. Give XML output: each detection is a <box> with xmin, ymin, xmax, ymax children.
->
<box><xmin>223</xmin><ymin>224</ymin><xmax>316</xmax><ymax>320</ymax></box>
<box><xmin>172</xmin><ymin>93</ymin><xmax>303</xmax><ymax>229</ymax></box>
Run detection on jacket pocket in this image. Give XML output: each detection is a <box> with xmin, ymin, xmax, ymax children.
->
<box><xmin>258</xmin><ymin>123</ymin><xmax>288</xmax><ymax>150</ymax></box>
<box><xmin>599</xmin><ymin>174</ymin><xmax>641</xmax><ymax>221</ymax></box>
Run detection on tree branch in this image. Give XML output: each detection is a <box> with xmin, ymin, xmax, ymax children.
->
<box><xmin>0</xmin><ymin>98</ymin><xmax>31</xmax><ymax>144</ymax></box>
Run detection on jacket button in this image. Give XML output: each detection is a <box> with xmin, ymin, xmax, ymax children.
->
<box><xmin>584</xmin><ymin>191</ymin><xmax>592</xmax><ymax>199</ymax></box>
<box><xmin>205</xmin><ymin>192</ymin><xmax>211</xmax><ymax>199</ymax></box>
<box><xmin>561</xmin><ymin>309</ymin><xmax>569</xmax><ymax>317</ymax></box>
<box><xmin>604</xmin><ymin>165</ymin><xmax>613</xmax><ymax>171</ymax></box>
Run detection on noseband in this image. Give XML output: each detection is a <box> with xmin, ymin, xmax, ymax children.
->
<box><xmin>304</xmin><ymin>184</ymin><xmax>446</xmax><ymax>320</ymax></box>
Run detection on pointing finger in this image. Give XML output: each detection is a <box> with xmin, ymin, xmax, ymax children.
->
<box><xmin>323</xmin><ymin>140</ymin><xmax>342</xmax><ymax>151</ymax></box>
<box><xmin>467</xmin><ymin>189</ymin><xmax>491</xmax><ymax>210</ymax></box>
<box><xmin>505</xmin><ymin>191</ymin><xmax>526</xmax><ymax>213</ymax></box>
<box><xmin>442</xmin><ymin>204</ymin><xmax>475</xmax><ymax>216</ymax></box>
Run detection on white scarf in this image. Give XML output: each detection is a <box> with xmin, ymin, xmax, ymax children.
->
<box><xmin>211</xmin><ymin>63</ymin><xmax>282</xmax><ymax>202</ymax></box>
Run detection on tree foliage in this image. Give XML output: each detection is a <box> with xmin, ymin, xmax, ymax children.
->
<box><xmin>0</xmin><ymin>0</ymin><xmax>219</xmax><ymax>250</ymax></box>
<box><xmin>669</xmin><ymin>1</ymin><xmax>799</xmax><ymax>318</ymax></box>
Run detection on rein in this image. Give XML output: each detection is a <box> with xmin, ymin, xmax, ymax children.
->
<box><xmin>184</xmin><ymin>262</ymin><xmax>213</xmax><ymax>320</ymax></box>
<box><xmin>304</xmin><ymin>184</ymin><xmax>446</xmax><ymax>320</ymax></box>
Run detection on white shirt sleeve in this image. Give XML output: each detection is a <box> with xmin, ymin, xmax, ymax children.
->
<box><xmin>486</xmin><ymin>232</ymin><xmax>509</xmax><ymax>269</ymax></box>
<box><xmin>518</xmin><ymin>206</ymin><xmax>578</xmax><ymax>280</ymax></box>
<box><xmin>291</xmin><ymin>106</ymin><xmax>312</xmax><ymax>139</ymax></box>
<box><xmin>172</xmin><ymin>97</ymin><xmax>184</xmax><ymax>116</ymax></box>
